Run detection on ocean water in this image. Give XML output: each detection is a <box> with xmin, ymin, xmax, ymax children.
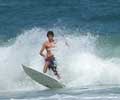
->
<box><xmin>0</xmin><ymin>0</ymin><xmax>120</xmax><ymax>100</ymax></box>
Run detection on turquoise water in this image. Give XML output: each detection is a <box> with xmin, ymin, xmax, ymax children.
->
<box><xmin>0</xmin><ymin>0</ymin><xmax>120</xmax><ymax>40</ymax></box>
<box><xmin>0</xmin><ymin>0</ymin><xmax>120</xmax><ymax>100</ymax></box>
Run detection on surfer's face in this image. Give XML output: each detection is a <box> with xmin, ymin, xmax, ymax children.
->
<box><xmin>48</xmin><ymin>35</ymin><xmax>54</xmax><ymax>41</ymax></box>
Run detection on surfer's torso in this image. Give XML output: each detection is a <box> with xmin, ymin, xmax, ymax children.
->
<box><xmin>45</xmin><ymin>40</ymin><xmax>56</xmax><ymax>58</ymax></box>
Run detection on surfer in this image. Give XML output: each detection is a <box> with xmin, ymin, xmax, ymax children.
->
<box><xmin>40</xmin><ymin>31</ymin><xmax>60</xmax><ymax>79</ymax></box>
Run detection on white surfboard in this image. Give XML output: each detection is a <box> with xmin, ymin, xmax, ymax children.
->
<box><xmin>22</xmin><ymin>64</ymin><xmax>65</xmax><ymax>89</ymax></box>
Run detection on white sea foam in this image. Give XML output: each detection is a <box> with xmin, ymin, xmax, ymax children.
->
<box><xmin>0</xmin><ymin>27</ymin><xmax>120</xmax><ymax>91</ymax></box>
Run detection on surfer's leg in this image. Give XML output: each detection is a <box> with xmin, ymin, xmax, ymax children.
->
<box><xmin>43</xmin><ymin>61</ymin><xmax>49</xmax><ymax>73</ymax></box>
<box><xmin>51</xmin><ymin>57</ymin><xmax>61</xmax><ymax>79</ymax></box>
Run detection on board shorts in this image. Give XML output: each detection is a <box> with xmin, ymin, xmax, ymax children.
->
<box><xmin>45</xmin><ymin>56</ymin><xmax>58</xmax><ymax>75</ymax></box>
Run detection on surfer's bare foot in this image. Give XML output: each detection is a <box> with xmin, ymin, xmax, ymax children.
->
<box><xmin>56</xmin><ymin>74</ymin><xmax>61</xmax><ymax>79</ymax></box>
<box><xmin>54</xmin><ymin>72</ymin><xmax>61</xmax><ymax>79</ymax></box>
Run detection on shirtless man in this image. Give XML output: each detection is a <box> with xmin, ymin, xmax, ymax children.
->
<box><xmin>40</xmin><ymin>31</ymin><xmax>60</xmax><ymax>79</ymax></box>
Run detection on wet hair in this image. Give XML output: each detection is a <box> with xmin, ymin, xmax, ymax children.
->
<box><xmin>47</xmin><ymin>31</ymin><xmax>54</xmax><ymax>37</ymax></box>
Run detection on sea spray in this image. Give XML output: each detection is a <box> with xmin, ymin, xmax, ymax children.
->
<box><xmin>0</xmin><ymin>27</ymin><xmax>120</xmax><ymax>91</ymax></box>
